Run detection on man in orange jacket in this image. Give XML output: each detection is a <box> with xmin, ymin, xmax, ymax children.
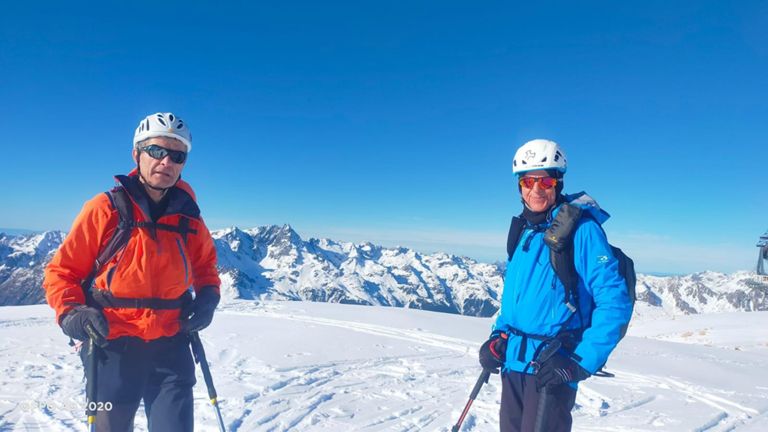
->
<box><xmin>43</xmin><ymin>112</ymin><xmax>221</xmax><ymax>431</ymax></box>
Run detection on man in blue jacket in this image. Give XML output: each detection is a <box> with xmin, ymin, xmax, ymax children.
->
<box><xmin>479</xmin><ymin>139</ymin><xmax>633</xmax><ymax>432</ymax></box>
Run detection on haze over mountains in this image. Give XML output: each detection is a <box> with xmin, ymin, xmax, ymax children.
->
<box><xmin>1</xmin><ymin>226</ymin><xmax>766</xmax><ymax>316</ymax></box>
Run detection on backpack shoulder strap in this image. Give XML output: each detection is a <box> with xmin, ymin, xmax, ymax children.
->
<box><xmin>81</xmin><ymin>187</ymin><xmax>135</xmax><ymax>300</ymax></box>
<box><xmin>544</xmin><ymin>204</ymin><xmax>583</xmax><ymax>312</ymax></box>
<box><xmin>506</xmin><ymin>216</ymin><xmax>527</xmax><ymax>261</ymax></box>
<box><xmin>97</xmin><ymin>187</ymin><xmax>134</xmax><ymax>268</ymax></box>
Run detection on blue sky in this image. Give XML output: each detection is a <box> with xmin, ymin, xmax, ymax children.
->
<box><xmin>1</xmin><ymin>1</ymin><xmax>765</xmax><ymax>274</ymax></box>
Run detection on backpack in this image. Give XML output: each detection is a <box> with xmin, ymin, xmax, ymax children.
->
<box><xmin>506</xmin><ymin>200</ymin><xmax>636</xmax><ymax>339</ymax></box>
<box><xmin>80</xmin><ymin>186</ymin><xmax>194</xmax><ymax>310</ymax></box>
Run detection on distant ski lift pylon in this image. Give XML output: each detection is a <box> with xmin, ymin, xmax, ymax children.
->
<box><xmin>758</xmin><ymin>230</ymin><xmax>768</xmax><ymax>276</ymax></box>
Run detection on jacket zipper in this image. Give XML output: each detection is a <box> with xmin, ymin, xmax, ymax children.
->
<box><xmin>105</xmin><ymin>247</ymin><xmax>129</xmax><ymax>292</ymax></box>
<box><xmin>176</xmin><ymin>237</ymin><xmax>189</xmax><ymax>287</ymax></box>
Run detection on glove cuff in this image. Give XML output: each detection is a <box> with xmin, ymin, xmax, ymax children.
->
<box><xmin>196</xmin><ymin>286</ymin><xmax>221</xmax><ymax>304</ymax></box>
<box><xmin>488</xmin><ymin>332</ymin><xmax>508</xmax><ymax>360</ymax></box>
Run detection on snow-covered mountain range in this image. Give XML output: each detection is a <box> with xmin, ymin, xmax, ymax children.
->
<box><xmin>2</xmin><ymin>226</ymin><xmax>766</xmax><ymax>316</ymax></box>
<box><xmin>213</xmin><ymin>225</ymin><xmax>501</xmax><ymax>316</ymax></box>
<box><xmin>0</xmin><ymin>231</ymin><xmax>66</xmax><ymax>306</ymax></box>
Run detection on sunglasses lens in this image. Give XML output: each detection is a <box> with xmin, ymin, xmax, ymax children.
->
<box><xmin>519</xmin><ymin>176</ymin><xmax>557</xmax><ymax>189</ymax></box>
<box><xmin>142</xmin><ymin>145</ymin><xmax>186</xmax><ymax>164</ymax></box>
<box><xmin>519</xmin><ymin>177</ymin><xmax>536</xmax><ymax>188</ymax></box>
<box><xmin>169</xmin><ymin>151</ymin><xmax>186</xmax><ymax>164</ymax></box>
<box><xmin>540</xmin><ymin>177</ymin><xmax>557</xmax><ymax>189</ymax></box>
<box><xmin>146</xmin><ymin>146</ymin><xmax>167</xmax><ymax>160</ymax></box>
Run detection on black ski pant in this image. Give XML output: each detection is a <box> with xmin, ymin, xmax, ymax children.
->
<box><xmin>499</xmin><ymin>370</ymin><xmax>577</xmax><ymax>432</ymax></box>
<box><xmin>80</xmin><ymin>333</ymin><xmax>196</xmax><ymax>432</ymax></box>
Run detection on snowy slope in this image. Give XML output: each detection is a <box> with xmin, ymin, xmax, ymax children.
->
<box><xmin>1</xmin><ymin>302</ymin><xmax>766</xmax><ymax>431</ymax></box>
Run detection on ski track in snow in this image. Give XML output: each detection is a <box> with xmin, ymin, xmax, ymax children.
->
<box><xmin>207</xmin><ymin>308</ymin><xmax>481</xmax><ymax>431</ymax></box>
<box><xmin>1</xmin><ymin>303</ymin><xmax>767</xmax><ymax>431</ymax></box>
<box><xmin>215</xmin><ymin>307</ymin><xmax>767</xmax><ymax>432</ymax></box>
<box><xmin>224</xmin><ymin>308</ymin><xmax>477</xmax><ymax>354</ymax></box>
<box><xmin>575</xmin><ymin>370</ymin><xmax>767</xmax><ymax>432</ymax></box>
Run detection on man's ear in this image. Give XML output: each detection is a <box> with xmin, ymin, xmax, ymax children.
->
<box><xmin>132</xmin><ymin>147</ymin><xmax>139</xmax><ymax>163</ymax></box>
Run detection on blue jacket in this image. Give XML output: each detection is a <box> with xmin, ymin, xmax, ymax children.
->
<box><xmin>493</xmin><ymin>193</ymin><xmax>633</xmax><ymax>376</ymax></box>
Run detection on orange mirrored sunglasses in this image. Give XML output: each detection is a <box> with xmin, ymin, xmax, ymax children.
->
<box><xmin>518</xmin><ymin>176</ymin><xmax>558</xmax><ymax>190</ymax></box>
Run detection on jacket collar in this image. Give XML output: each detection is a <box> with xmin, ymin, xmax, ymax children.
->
<box><xmin>115</xmin><ymin>170</ymin><xmax>201</xmax><ymax>221</ymax></box>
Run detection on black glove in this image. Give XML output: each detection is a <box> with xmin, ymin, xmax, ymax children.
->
<box><xmin>478</xmin><ymin>331</ymin><xmax>508</xmax><ymax>373</ymax></box>
<box><xmin>535</xmin><ymin>353</ymin><xmax>590</xmax><ymax>389</ymax></box>
<box><xmin>60</xmin><ymin>305</ymin><xmax>109</xmax><ymax>347</ymax></box>
<box><xmin>180</xmin><ymin>287</ymin><xmax>220</xmax><ymax>333</ymax></box>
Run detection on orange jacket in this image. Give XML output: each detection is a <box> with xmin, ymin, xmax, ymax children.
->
<box><xmin>43</xmin><ymin>171</ymin><xmax>220</xmax><ymax>341</ymax></box>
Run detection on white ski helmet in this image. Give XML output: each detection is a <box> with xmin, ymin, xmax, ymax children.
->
<box><xmin>512</xmin><ymin>139</ymin><xmax>567</xmax><ymax>175</ymax></box>
<box><xmin>133</xmin><ymin>112</ymin><xmax>192</xmax><ymax>152</ymax></box>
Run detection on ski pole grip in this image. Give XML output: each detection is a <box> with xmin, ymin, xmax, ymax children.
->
<box><xmin>531</xmin><ymin>339</ymin><xmax>562</xmax><ymax>432</ymax></box>
<box><xmin>470</xmin><ymin>369</ymin><xmax>492</xmax><ymax>400</ymax></box>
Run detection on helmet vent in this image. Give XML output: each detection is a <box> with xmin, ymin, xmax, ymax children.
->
<box><xmin>512</xmin><ymin>139</ymin><xmax>567</xmax><ymax>175</ymax></box>
<box><xmin>133</xmin><ymin>112</ymin><xmax>192</xmax><ymax>151</ymax></box>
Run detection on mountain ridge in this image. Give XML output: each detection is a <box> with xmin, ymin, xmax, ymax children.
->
<box><xmin>2</xmin><ymin>226</ymin><xmax>766</xmax><ymax>316</ymax></box>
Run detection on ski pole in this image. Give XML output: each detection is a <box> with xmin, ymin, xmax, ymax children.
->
<box><xmin>533</xmin><ymin>386</ymin><xmax>552</xmax><ymax>432</ymax></box>
<box><xmin>85</xmin><ymin>336</ymin><xmax>97</xmax><ymax>432</ymax></box>
<box><xmin>82</xmin><ymin>322</ymin><xmax>109</xmax><ymax>431</ymax></box>
<box><xmin>190</xmin><ymin>331</ymin><xmax>226</xmax><ymax>432</ymax></box>
<box><xmin>451</xmin><ymin>368</ymin><xmax>492</xmax><ymax>432</ymax></box>
<box><xmin>532</xmin><ymin>339</ymin><xmax>563</xmax><ymax>432</ymax></box>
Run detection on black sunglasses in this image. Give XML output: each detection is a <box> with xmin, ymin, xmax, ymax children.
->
<box><xmin>139</xmin><ymin>145</ymin><xmax>187</xmax><ymax>164</ymax></box>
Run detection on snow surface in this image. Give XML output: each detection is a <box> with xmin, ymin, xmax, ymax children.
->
<box><xmin>0</xmin><ymin>302</ymin><xmax>767</xmax><ymax>431</ymax></box>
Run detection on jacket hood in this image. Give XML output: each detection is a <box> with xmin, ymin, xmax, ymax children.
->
<box><xmin>562</xmin><ymin>191</ymin><xmax>611</xmax><ymax>225</ymax></box>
